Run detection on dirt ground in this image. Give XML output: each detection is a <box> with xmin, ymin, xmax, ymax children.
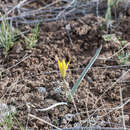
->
<box><xmin>0</xmin><ymin>2</ymin><xmax>130</xmax><ymax>130</ymax></box>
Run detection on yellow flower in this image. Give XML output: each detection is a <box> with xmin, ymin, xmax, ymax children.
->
<box><xmin>58</xmin><ymin>59</ymin><xmax>70</xmax><ymax>78</ymax></box>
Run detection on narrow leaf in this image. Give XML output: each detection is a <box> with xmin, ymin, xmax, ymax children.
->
<box><xmin>68</xmin><ymin>45</ymin><xmax>102</xmax><ymax>99</ymax></box>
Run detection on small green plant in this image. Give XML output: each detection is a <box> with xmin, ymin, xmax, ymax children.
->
<box><xmin>105</xmin><ymin>0</ymin><xmax>118</xmax><ymax>30</ymax></box>
<box><xmin>103</xmin><ymin>34</ymin><xmax>130</xmax><ymax>64</ymax></box>
<box><xmin>25</xmin><ymin>23</ymin><xmax>39</xmax><ymax>49</ymax></box>
<box><xmin>103</xmin><ymin>34</ymin><xmax>120</xmax><ymax>44</ymax></box>
<box><xmin>118</xmin><ymin>40</ymin><xmax>130</xmax><ymax>64</ymax></box>
<box><xmin>86</xmin><ymin>121</ymin><xmax>88</xmax><ymax>130</ymax></box>
<box><xmin>0</xmin><ymin>112</ymin><xmax>24</xmax><ymax>130</ymax></box>
<box><xmin>118</xmin><ymin>52</ymin><xmax>129</xmax><ymax>64</ymax></box>
<box><xmin>0</xmin><ymin>17</ymin><xmax>18</xmax><ymax>55</ymax></box>
<box><xmin>0</xmin><ymin>113</ymin><xmax>13</xmax><ymax>130</ymax></box>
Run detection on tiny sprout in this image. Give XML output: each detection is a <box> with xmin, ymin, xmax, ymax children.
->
<box><xmin>58</xmin><ymin>59</ymin><xmax>70</xmax><ymax>78</ymax></box>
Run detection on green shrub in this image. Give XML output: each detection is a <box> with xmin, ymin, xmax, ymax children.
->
<box><xmin>0</xmin><ymin>17</ymin><xmax>18</xmax><ymax>55</ymax></box>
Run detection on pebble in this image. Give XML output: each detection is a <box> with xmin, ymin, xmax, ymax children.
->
<box><xmin>86</xmin><ymin>76</ymin><xmax>93</xmax><ymax>83</ymax></box>
<box><xmin>64</xmin><ymin>114</ymin><xmax>75</xmax><ymax>122</ymax></box>
<box><xmin>74</xmin><ymin>122</ymin><xmax>81</xmax><ymax>127</ymax></box>
<box><xmin>62</xmin><ymin>118</ymin><xmax>67</xmax><ymax>124</ymax></box>
<box><xmin>39</xmin><ymin>87</ymin><xmax>46</xmax><ymax>94</ymax></box>
<box><xmin>53</xmin><ymin>87</ymin><xmax>62</xmax><ymax>94</ymax></box>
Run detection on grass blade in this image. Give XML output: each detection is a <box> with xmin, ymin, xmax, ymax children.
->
<box><xmin>68</xmin><ymin>45</ymin><xmax>102</xmax><ymax>99</ymax></box>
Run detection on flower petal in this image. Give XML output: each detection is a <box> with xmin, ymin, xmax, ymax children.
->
<box><xmin>58</xmin><ymin>58</ymin><xmax>70</xmax><ymax>78</ymax></box>
<box><xmin>62</xmin><ymin>59</ymin><xmax>66</xmax><ymax>78</ymax></box>
<box><xmin>65</xmin><ymin>60</ymin><xmax>70</xmax><ymax>71</ymax></box>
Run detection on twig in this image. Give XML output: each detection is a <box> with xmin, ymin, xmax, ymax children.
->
<box><xmin>28</xmin><ymin>114</ymin><xmax>62</xmax><ymax>130</ymax></box>
<box><xmin>99</xmin><ymin>42</ymin><xmax>130</xmax><ymax>60</ymax></box>
<box><xmin>0</xmin><ymin>53</ymin><xmax>31</xmax><ymax>75</ymax></box>
<box><xmin>6</xmin><ymin>0</ymin><xmax>28</xmax><ymax>16</ymax></box>
<box><xmin>119</xmin><ymin>85</ymin><xmax>126</xmax><ymax>130</ymax></box>
<box><xmin>93</xmin><ymin>69</ymin><xmax>130</xmax><ymax>108</ymax></box>
<box><xmin>36</xmin><ymin>102</ymin><xmax>67</xmax><ymax>112</ymax></box>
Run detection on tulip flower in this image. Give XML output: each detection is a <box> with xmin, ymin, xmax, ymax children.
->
<box><xmin>58</xmin><ymin>59</ymin><xmax>70</xmax><ymax>78</ymax></box>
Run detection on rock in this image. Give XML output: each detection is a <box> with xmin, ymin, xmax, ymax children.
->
<box><xmin>86</xmin><ymin>76</ymin><xmax>93</xmax><ymax>83</ymax></box>
<box><xmin>53</xmin><ymin>87</ymin><xmax>62</xmax><ymax>94</ymax></box>
<box><xmin>74</xmin><ymin>122</ymin><xmax>81</xmax><ymax>127</ymax></box>
<box><xmin>62</xmin><ymin>118</ymin><xmax>67</xmax><ymax>124</ymax></box>
<box><xmin>39</xmin><ymin>87</ymin><xmax>46</xmax><ymax>94</ymax></box>
<box><xmin>64</xmin><ymin>114</ymin><xmax>75</xmax><ymax>122</ymax></box>
<box><xmin>12</xmin><ymin>43</ymin><xmax>24</xmax><ymax>54</ymax></box>
<box><xmin>120</xmin><ymin>70</ymin><xmax>130</xmax><ymax>83</ymax></box>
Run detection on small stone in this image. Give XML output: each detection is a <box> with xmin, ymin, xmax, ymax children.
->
<box><xmin>64</xmin><ymin>114</ymin><xmax>75</xmax><ymax>122</ymax></box>
<box><xmin>120</xmin><ymin>115</ymin><xmax>129</xmax><ymax>123</ymax></box>
<box><xmin>12</xmin><ymin>43</ymin><xmax>24</xmax><ymax>53</ymax></box>
<box><xmin>74</xmin><ymin>122</ymin><xmax>81</xmax><ymax>127</ymax></box>
<box><xmin>39</xmin><ymin>87</ymin><xmax>46</xmax><ymax>94</ymax></box>
<box><xmin>86</xmin><ymin>76</ymin><xmax>93</xmax><ymax>83</ymax></box>
<box><xmin>65</xmin><ymin>24</ymin><xmax>71</xmax><ymax>31</ymax></box>
<box><xmin>120</xmin><ymin>70</ymin><xmax>130</xmax><ymax>82</ymax></box>
<box><xmin>53</xmin><ymin>87</ymin><xmax>62</xmax><ymax>94</ymax></box>
<box><xmin>61</xmin><ymin>119</ymin><xmax>67</xmax><ymax>124</ymax></box>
